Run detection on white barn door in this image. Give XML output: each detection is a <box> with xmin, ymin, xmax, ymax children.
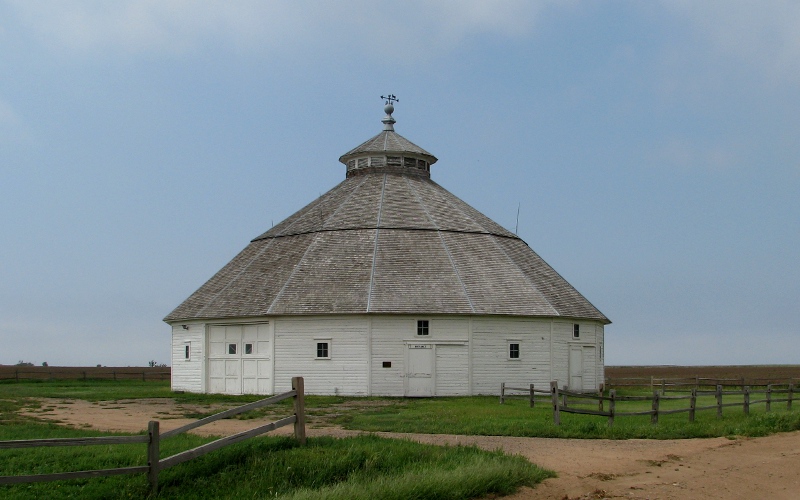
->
<box><xmin>241</xmin><ymin>324</ymin><xmax>272</xmax><ymax>394</ymax></box>
<box><xmin>569</xmin><ymin>346</ymin><xmax>583</xmax><ymax>391</ymax></box>
<box><xmin>208</xmin><ymin>323</ymin><xmax>272</xmax><ymax>395</ymax></box>
<box><xmin>406</xmin><ymin>344</ymin><xmax>434</xmax><ymax>397</ymax></box>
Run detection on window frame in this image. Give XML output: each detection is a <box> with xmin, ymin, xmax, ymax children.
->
<box><xmin>417</xmin><ymin>320</ymin><xmax>430</xmax><ymax>336</ymax></box>
<box><xmin>507</xmin><ymin>341</ymin><xmax>521</xmax><ymax>360</ymax></box>
<box><xmin>315</xmin><ymin>339</ymin><xmax>331</xmax><ymax>360</ymax></box>
<box><xmin>573</xmin><ymin>323</ymin><xmax>580</xmax><ymax>339</ymax></box>
<box><xmin>184</xmin><ymin>342</ymin><xmax>191</xmax><ymax>361</ymax></box>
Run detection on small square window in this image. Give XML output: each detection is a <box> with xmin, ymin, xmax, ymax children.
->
<box><xmin>228</xmin><ymin>343</ymin><xmax>237</xmax><ymax>355</ymax></box>
<box><xmin>316</xmin><ymin>342</ymin><xmax>330</xmax><ymax>359</ymax></box>
<box><xmin>245</xmin><ymin>343</ymin><xmax>253</xmax><ymax>355</ymax></box>
<box><xmin>417</xmin><ymin>320</ymin><xmax>429</xmax><ymax>336</ymax></box>
<box><xmin>509</xmin><ymin>343</ymin><xmax>520</xmax><ymax>359</ymax></box>
<box><xmin>382</xmin><ymin>361</ymin><xmax>392</xmax><ymax>368</ymax></box>
<box><xmin>184</xmin><ymin>344</ymin><xmax>190</xmax><ymax>360</ymax></box>
<box><xmin>573</xmin><ymin>324</ymin><xmax>580</xmax><ymax>338</ymax></box>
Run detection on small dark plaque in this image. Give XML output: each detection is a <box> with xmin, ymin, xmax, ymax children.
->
<box><xmin>382</xmin><ymin>361</ymin><xmax>391</xmax><ymax>368</ymax></box>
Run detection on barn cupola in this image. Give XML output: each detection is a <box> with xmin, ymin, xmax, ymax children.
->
<box><xmin>338</xmin><ymin>97</ymin><xmax>438</xmax><ymax>179</ymax></box>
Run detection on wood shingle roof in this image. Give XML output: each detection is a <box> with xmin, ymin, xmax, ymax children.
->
<box><xmin>165</xmin><ymin>171</ymin><xmax>609</xmax><ymax>324</ymax></box>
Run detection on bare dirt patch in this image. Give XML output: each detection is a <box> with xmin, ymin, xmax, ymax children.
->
<box><xmin>21</xmin><ymin>399</ymin><xmax>800</xmax><ymax>499</ymax></box>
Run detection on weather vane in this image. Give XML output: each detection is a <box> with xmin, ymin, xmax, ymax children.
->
<box><xmin>381</xmin><ymin>94</ymin><xmax>399</xmax><ymax>105</ymax></box>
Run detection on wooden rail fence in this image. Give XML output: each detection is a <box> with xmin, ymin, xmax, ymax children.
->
<box><xmin>0</xmin><ymin>377</ymin><xmax>306</xmax><ymax>494</ymax></box>
<box><xmin>605</xmin><ymin>375</ymin><xmax>800</xmax><ymax>394</ymax></box>
<box><xmin>549</xmin><ymin>381</ymin><xmax>795</xmax><ymax>426</ymax></box>
<box><xmin>0</xmin><ymin>367</ymin><xmax>171</xmax><ymax>382</ymax></box>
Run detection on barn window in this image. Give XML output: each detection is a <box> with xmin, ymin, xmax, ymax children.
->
<box><xmin>184</xmin><ymin>343</ymin><xmax>191</xmax><ymax>361</ymax></box>
<box><xmin>316</xmin><ymin>341</ymin><xmax>330</xmax><ymax>359</ymax></box>
<box><xmin>228</xmin><ymin>343</ymin><xmax>237</xmax><ymax>355</ymax></box>
<box><xmin>417</xmin><ymin>320</ymin><xmax>429</xmax><ymax>335</ymax></box>
<box><xmin>245</xmin><ymin>343</ymin><xmax>253</xmax><ymax>355</ymax></box>
<box><xmin>573</xmin><ymin>324</ymin><xmax>580</xmax><ymax>338</ymax></box>
<box><xmin>508</xmin><ymin>343</ymin><xmax>520</xmax><ymax>359</ymax></box>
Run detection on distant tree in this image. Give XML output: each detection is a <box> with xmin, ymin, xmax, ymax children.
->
<box><xmin>16</xmin><ymin>360</ymin><xmax>34</xmax><ymax>367</ymax></box>
<box><xmin>41</xmin><ymin>361</ymin><xmax>48</xmax><ymax>367</ymax></box>
<box><xmin>148</xmin><ymin>360</ymin><xmax>157</xmax><ymax>367</ymax></box>
<box><xmin>96</xmin><ymin>364</ymin><xmax>102</xmax><ymax>367</ymax></box>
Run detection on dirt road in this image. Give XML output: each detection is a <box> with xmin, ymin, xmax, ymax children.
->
<box><xmin>21</xmin><ymin>399</ymin><xmax>800</xmax><ymax>499</ymax></box>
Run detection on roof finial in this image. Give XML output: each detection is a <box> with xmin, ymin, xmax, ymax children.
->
<box><xmin>380</xmin><ymin>94</ymin><xmax>398</xmax><ymax>131</ymax></box>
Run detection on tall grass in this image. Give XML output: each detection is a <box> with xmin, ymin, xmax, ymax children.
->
<box><xmin>0</xmin><ymin>425</ymin><xmax>551</xmax><ymax>499</ymax></box>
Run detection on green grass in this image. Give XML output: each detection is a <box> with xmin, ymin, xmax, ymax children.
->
<box><xmin>0</xmin><ymin>380</ymin><xmax>552</xmax><ymax>498</ymax></box>
<box><xmin>335</xmin><ymin>393</ymin><xmax>800</xmax><ymax>439</ymax></box>
<box><xmin>0</xmin><ymin>423</ymin><xmax>552</xmax><ymax>499</ymax></box>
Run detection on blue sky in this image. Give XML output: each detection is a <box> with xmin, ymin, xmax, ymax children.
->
<box><xmin>1</xmin><ymin>1</ymin><xmax>798</xmax><ymax>367</ymax></box>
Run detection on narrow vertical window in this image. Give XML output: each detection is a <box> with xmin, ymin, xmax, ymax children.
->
<box><xmin>417</xmin><ymin>320</ymin><xmax>429</xmax><ymax>336</ymax></box>
<box><xmin>228</xmin><ymin>343</ymin><xmax>237</xmax><ymax>355</ymax></box>
<box><xmin>316</xmin><ymin>342</ymin><xmax>330</xmax><ymax>359</ymax></box>
<box><xmin>184</xmin><ymin>344</ymin><xmax>190</xmax><ymax>360</ymax></box>
<box><xmin>509</xmin><ymin>343</ymin><xmax>520</xmax><ymax>359</ymax></box>
<box><xmin>573</xmin><ymin>324</ymin><xmax>580</xmax><ymax>338</ymax></box>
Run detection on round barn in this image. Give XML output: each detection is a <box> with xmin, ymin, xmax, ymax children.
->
<box><xmin>165</xmin><ymin>103</ymin><xmax>610</xmax><ymax>396</ymax></box>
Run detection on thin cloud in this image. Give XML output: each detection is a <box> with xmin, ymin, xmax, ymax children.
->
<box><xmin>0</xmin><ymin>98</ymin><xmax>30</xmax><ymax>145</ymax></box>
<box><xmin>6</xmin><ymin>1</ymin><xmax>557</xmax><ymax>60</ymax></box>
<box><xmin>663</xmin><ymin>0</ymin><xmax>800</xmax><ymax>85</ymax></box>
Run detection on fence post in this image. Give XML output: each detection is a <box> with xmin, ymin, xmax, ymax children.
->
<box><xmin>562</xmin><ymin>385</ymin><xmax>568</xmax><ymax>408</ymax></box>
<box><xmin>716</xmin><ymin>385</ymin><xmax>723</xmax><ymax>418</ymax></box>
<box><xmin>788</xmin><ymin>383</ymin><xmax>794</xmax><ymax>411</ymax></box>
<box><xmin>82</xmin><ymin>371</ymin><xmax>87</xmax><ymax>381</ymax></box>
<box><xmin>743</xmin><ymin>386</ymin><xmax>750</xmax><ymax>415</ymax></box>
<box><xmin>741</xmin><ymin>377</ymin><xmax>745</xmax><ymax>389</ymax></box>
<box><xmin>766</xmin><ymin>384</ymin><xmax>772</xmax><ymax>412</ymax></box>
<box><xmin>530</xmin><ymin>384</ymin><xmax>535</xmax><ymax>408</ymax></box>
<box><xmin>661</xmin><ymin>378</ymin><xmax>666</xmax><ymax>396</ymax></box>
<box><xmin>598</xmin><ymin>384</ymin><xmax>604</xmax><ymax>412</ymax></box>
<box><xmin>651</xmin><ymin>390</ymin><xmax>660</xmax><ymax>425</ymax></box>
<box><xmin>695</xmin><ymin>375</ymin><xmax>699</xmax><ymax>390</ymax></box>
<box><xmin>500</xmin><ymin>382</ymin><xmax>505</xmax><ymax>405</ymax></box>
<box><xmin>142</xmin><ymin>371</ymin><xmax>146</xmax><ymax>382</ymax></box>
<box><xmin>148</xmin><ymin>420</ymin><xmax>160</xmax><ymax>495</ymax></box>
<box><xmin>113</xmin><ymin>370</ymin><xmax>116</xmax><ymax>381</ymax></box>
<box><xmin>689</xmin><ymin>388</ymin><xmax>696</xmax><ymax>422</ymax></box>
<box><xmin>15</xmin><ymin>369</ymin><xmax>19</xmax><ymax>382</ymax></box>
<box><xmin>292</xmin><ymin>377</ymin><xmax>306</xmax><ymax>445</ymax></box>
<box><xmin>551</xmin><ymin>381</ymin><xmax>560</xmax><ymax>426</ymax></box>
<box><xmin>650</xmin><ymin>375</ymin><xmax>654</xmax><ymax>393</ymax></box>
<box><xmin>608</xmin><ymin>389</ymin><xmax>616</xmax><ymax>427</ymax></box>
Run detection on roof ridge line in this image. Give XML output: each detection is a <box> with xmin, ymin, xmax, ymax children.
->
<box><xmin>366</xmin><ymin>174</ymin><xmax>388</xmax><ymax>312</ymax></box>
<box><xmin>320</xmin><ymin>174</ymin><xmax>369</xmax><ymax>230</ymax></box>
<box><xmin>266</xmin><ymin>232</ymin><xmax>321</xmax><ymax>315</ymax></box>
<box><xmin>486</xmin><ymin>236</ymin><xmax>560</xmax><ymax>317</ymax></box>
<box><xmin>253</xmin><ymin>226</ymin><xmax>520</xmax><ymax>241</ymax></box>
<box><xmin>405</xmin><ymin>176</ymin><xmax>476</xmax><ymax>313</ymax></box>
<box><xmin>194</xmin><ymin>238</ymin><xmax>277</xmax><ymax>318</ymax></box>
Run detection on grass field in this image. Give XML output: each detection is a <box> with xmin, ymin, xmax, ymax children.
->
<box><xmin>0</xmin><ymin>380</ymin><xmax>552</xmax><ymax>499</ymax></box>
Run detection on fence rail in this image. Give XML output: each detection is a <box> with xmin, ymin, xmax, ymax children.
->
<box><xmin>0</xmin><ymin>367</ymin><xmax>171</xmax><ymax>382</ymax></box>
<box><xmin>0</xmin><ymin>377</ymin><xmax>306</xmax><ymax>494</ymax></box>
<box><xmin>549</xmin><ymin>381</ymin><xmax>794</xmax><ymax>426</ymax></box>
<box><xmin>605</xmin><ymin>375</ymin><xmax>800</xmax><ymax>393</ymax></box>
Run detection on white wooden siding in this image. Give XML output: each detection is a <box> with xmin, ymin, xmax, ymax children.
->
<box><xmin>273</xmin><ymin>317</ymin><xmax>369</xmax><ymax>395</ymax></box>
<box><xmin>370</xmin><ymin>317</ymin><xmax>409</xmax><ymax>396</ymax></box>
<box><xmin>171</xmin><ymin>324</ymin><xmax>204</xmax><ymax>392</ymax></box>
<box><xmin>471</xmin><ymin>318</ymin><xmax>551</xmax><ymax>395</ymax></box>
<box><xmin>435</xmin><ymin>344</ymin><xmax>468</xmax><ymax>395</ymax></box>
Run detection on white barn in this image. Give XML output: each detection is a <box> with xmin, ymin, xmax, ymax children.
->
<box><xmin>165</xmin><ymin>103</ymin><xmax>610</xmax><ymax>396</ymax></box>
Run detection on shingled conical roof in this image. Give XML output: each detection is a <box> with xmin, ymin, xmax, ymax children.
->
<box><xmin>165</xmin><ymin>105</ymin><xmax>609</xmax><ymax>324</ymax></box>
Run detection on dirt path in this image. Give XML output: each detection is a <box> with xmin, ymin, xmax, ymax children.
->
<box><xmin>21</xmin><ymin>399</ymin><xmax>800</xmax><ymax>499</ymax></box>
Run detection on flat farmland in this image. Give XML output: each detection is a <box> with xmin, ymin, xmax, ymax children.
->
<box><xmin>606</xmin><ymin>365</ymin><xmax>800</xmax><ymax>381</ymax></box>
